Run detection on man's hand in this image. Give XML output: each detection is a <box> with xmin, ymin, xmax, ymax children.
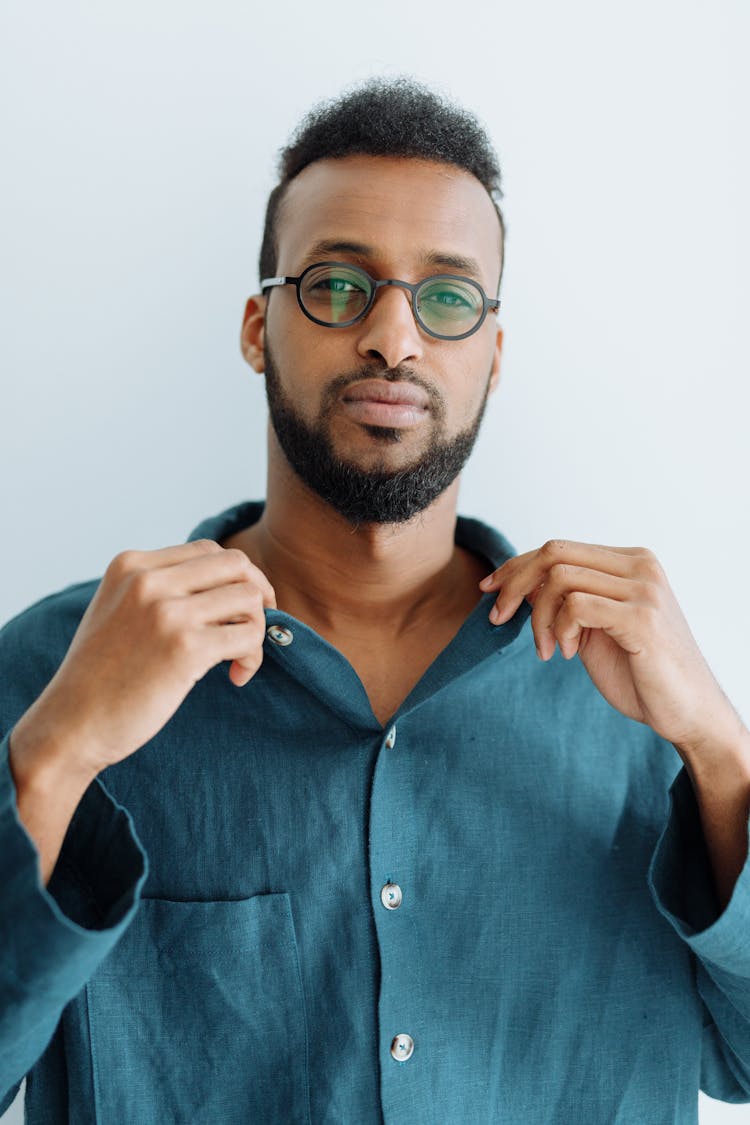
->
<box><xmin>10</xmin><ymin>539</ymin><xmax>276</xmax><ymax>783</ymax></box>
<box><xmin>479</xmin><ymin>539</ymin><xmax>747</xmax><ymax>755</ymax></box>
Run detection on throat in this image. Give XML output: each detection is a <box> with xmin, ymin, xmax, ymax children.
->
<box><xmin>317</xmin><ymin>576</ymin><xmax>486</xmax><ymax>726</ymax></box>
<box><xmin>220</xmin><ymin>523</ymin><xmax>491</xmax><ymax>723</ymax></box>
<box><xmin>330</xmin><ymin>629</ymin><xmax>457</xmax><ymax>727</ymax></box>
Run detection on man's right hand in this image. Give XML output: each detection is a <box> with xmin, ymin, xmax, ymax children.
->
<box><xmin>10</xmin><ymin>538</ymin><xmax>276</xmax><ymax>781</ymax></box>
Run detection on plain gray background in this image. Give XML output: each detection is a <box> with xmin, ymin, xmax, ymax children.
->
<box><xmin>1</xmin><ymin>1</ymin><xmax>749</xmax><ymax>1121</ymax></box>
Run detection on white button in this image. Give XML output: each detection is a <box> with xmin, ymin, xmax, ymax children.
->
<box><xmin>384</xmin><ymin>725</ymin><xmax>397</xmax><ymax>749</ymax></box>
<box><xmin>390</xmin><ymin>1033</ymin><xmax>414</xmax><ymax>1061</ymax></box>
<box><xmin>381</xmin><ymin>883</ymin><xmax>403</xmax><ymax>910</ymax></box>
<box><xmin>267</xmin><ymin>625</ymin><xmax>293</xmax><ymax>646</ymax></box>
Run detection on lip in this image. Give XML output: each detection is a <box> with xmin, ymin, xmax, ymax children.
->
<box><xmin>340</xmin><ymin>379</ymin><xmax>430</xmax><ymax>429</ymax></box>
<box><xmin>341</xmin><ymin>379</ymin><xmax>430</xmax><ymax>410</ymax></box>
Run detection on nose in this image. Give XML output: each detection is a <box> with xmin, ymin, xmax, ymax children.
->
<box><xmin>354</xmin><ymin>283</ymin><xmax>425</xmax><ymax>368</ymax></box>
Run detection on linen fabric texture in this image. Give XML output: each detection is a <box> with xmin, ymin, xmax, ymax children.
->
<box><xmin>1</xmin><ymin>500</ymin><xmax>749</xmax><ymax>1124</ymax></box>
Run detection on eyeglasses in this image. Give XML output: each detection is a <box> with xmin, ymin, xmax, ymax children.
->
<box><xmin>260</xmin><ymin>261</ymin><xmax>501</xmax><ymax>341</ymax></box>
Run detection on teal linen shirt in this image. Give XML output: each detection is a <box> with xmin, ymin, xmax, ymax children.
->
<box><xmin>1</xmin><ymin>499</ymin><xmax>750</xmax><ymax>1124</ymax></box>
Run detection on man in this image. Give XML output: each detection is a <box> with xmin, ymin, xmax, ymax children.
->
<box><xmin>1</xmin><ymin>78</ymin><xmax>749</xmax><ymax>1124</ymax></box>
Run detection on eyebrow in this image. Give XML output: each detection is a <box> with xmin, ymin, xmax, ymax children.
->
<box><xmin>299</xmin><ymin>239</ymin><xmax>485</xmax><ymax>280</ymax></box>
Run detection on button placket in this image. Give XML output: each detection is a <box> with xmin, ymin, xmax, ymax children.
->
<box><xmin>371</xmin><ymin>718</ymin><xmax>418</xmax><ymax>1077</ymax></box>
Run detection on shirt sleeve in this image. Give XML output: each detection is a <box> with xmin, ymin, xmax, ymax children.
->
<box><xmin>0</xmin><ymin>729</ymin><xmax>149</xmax><ymax>1112</ymax></box>
<box><xmin>647</xmin><ymin>764</ymin><xmax>750</xmax><ymax>1103</ymax></box>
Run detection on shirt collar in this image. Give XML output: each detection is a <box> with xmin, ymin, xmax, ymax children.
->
<box><xmin>187</xmin><ymin>499</ymin><xmax>520</xmax><ymax>575</ymax></box>
<box><xmin>187</xmin><ymin>499</ymin><xmax>533</xmax><ymax>728</ymax></box>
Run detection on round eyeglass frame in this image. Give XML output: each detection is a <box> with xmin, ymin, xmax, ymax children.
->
<box><xmin>260</xmin><ymin>260</ymin><xmax>501</xmax><ymax>342</ymax></box>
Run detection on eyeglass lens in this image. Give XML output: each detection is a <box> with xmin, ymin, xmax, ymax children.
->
<box><xmin>299</xmin><ymin>264</ymin><xmax>484</xmax><ymax>336</ymax></box>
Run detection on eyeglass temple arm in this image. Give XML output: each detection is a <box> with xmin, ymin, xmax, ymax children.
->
<box><xmin>261</xmin><ymin>276</ymin><xmax>300</xmax><ymax>291</ymax></box>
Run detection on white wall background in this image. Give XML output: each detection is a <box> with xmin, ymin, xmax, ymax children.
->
<box><xmin>1</xmin><ymin>1</ymin><xmax>748</xmax><ymax>1121</ymax></box>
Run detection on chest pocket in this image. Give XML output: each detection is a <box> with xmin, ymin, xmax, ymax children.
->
<box><xmin>86</xmin><ymin>892</ymin><xmax>311</xmax><ymax>1124</ymax></box>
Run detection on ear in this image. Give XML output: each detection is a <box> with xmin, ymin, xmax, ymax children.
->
<box><xmin>240</xmin><ymin>295</ymin><xmax>267</xmax><ymax>372</ymax></box>
<box><xmin>488</xmin><ymin>327</ymin><xmax>503</xmax><ymax>394</ymax></box>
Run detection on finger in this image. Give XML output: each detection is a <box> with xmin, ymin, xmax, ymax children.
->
<box><xmin>525</xmin><ymin>565</ymin><xmax>631</xmax><ymax>651</ymax></box>
<box><xmin>134</xmin><ymin>549</ymin><xmax>277</xmax><ymax>610</ymax></box>
<box><xmin>484</xmin><ymin>544</ymin><xmax>643</xmax><ymax>614</ymax></box>
<box><xmin>480</xmin><ymin>541</ymin><xmax>650</xmax><ymax>592</ymax></box>
<box><xmin>187</xmin><ymin>550</ymin><xmax>277</xmax><ymax>609</ymax></box>
<box><xmin>112</xmin><ymin>538</ymin><xmax>224</xmax><ymax>574</ymax></box>
<box><xmin>491</xmin><ymin>562</ymin><xmax>631</xmax><ymax>626</ymax></box>
<box><xmin>203</xmin><ymin>619</ymin><xmax>267</xmax><ymax>683</ymax></box>
<box><xmin>549</xmin><ymin>594</ymin><xmax>603</xmax><ymax>661</ymax></box>
<box><xmin>542</xmin><ymin>591</ymin><xmax>643</xmax><ymax>660</ymax></box>
<box><xmin>228</xmin><ymin>659</ymin><xmax>258</xmax><ymax>688</ymax></box>
<box><xmin>185</xmin><ymin>581</ymin><xmax>270</xmax><ymax>627</ymax></box>
<box><xmin>219</xmin><ymin>551</ymin><xmax>277</xmax><ymax>610</ymax></box>
<box><xmin>479</xmin><ymin>550</ymin><xmax>536</xmax><ymax>590</ymax></box>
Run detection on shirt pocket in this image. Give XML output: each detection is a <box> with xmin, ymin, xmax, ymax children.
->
<box><xmin>85</xmin><ymin>892</ymin><xmax>311</xmax><ymax>1125</ymax></box>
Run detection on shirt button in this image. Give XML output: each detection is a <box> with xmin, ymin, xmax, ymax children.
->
<box><xmin>390</xmin><ymin>1033</ymin><xmax>414</xmax><ymax>1062</ymax></box>
<box><xmin>384</xmin><ymin>725</ymin><xmax>397</xmax><ymax>749</ymax></box>
<box><xmin>267</xmin><ymin>625</ymin><xmax>293</xmax><ymax>646</ymax></box>
<box><xmin>380</xmin><ymin>883</ymin><xmax>403</xmax><ymax>910</ymax></box>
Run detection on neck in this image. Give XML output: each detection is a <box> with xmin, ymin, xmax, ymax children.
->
<box><xmin>237</xmin><ymin>432</ymin><xmax>479</xmax><ymax>638</ymax></box>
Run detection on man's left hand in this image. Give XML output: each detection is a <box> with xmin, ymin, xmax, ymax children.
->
<box><xmin>479</xmin><ymin>539</ymin><xmax>745</xmax><ymax>755</ymax></box>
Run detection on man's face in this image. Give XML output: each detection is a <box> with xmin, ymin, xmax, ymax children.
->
<box><xmin>242</xmin><ymin>154</ymin><xmax>504</xmax><ymax>525</ymax></box>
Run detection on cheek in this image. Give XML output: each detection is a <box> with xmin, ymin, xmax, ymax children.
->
<box><xmin>449</xmin><ymin>352</ymin><xmax>494</xmax><ymax>423</ymax></box>
<box><xmin>267</xmin><ymin>304</ymin><xmax>339</xmax><ymax>372</ymax></box>
<box><xmin>265</xmin><ymin>317</ymin><xmax>338</xmax><ymax>419</ymax></box>
<box><xmin>265</xmin><ymin>301</ymin><xmax>295</xmax><ymax>359</ymax></box>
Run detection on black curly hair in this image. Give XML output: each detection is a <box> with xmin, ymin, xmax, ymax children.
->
<box><xmin>258</xmin><ymin>76</ymin><xmax>506</xmax><ymax>292</ymax></box>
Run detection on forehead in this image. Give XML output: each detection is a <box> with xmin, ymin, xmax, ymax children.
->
<box><xmin>275</xmin><ymin>155</ymin><xmax>502</xmax><ymax>288</ymax></box>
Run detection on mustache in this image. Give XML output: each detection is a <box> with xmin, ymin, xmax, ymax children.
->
<box><xmin>321</xmin><ymin>365</ymin><xmax>444</xmax><ymax>415</ymax></box>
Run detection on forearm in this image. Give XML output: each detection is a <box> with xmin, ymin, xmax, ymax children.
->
<box><xmin>8</xmin><ymin>714</ymin><xmax>98</xmax><ymax>887</ymax></box>
<box><xmin>676</xmin><ymin>728</ymin><xmax>750</xmax><ymax>914</ymax></box>
<box><xmin>0</xmin><ymin>719</ymin><xmax>146</xmax><ymax>1106</ymax></box>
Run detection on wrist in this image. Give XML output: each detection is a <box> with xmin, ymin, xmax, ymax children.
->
<box><xmin>9</xmin><ymin>703</ymin><xmax>100</xmax><ymax>798</ymax></box>
<box><xmin>8</xmin><ymin>711</ymin><xmax>99</xmax><ymax>888</ymax></box>
<box><xmin>674</xmin><ymin>723</ymin><xmax>750</xmax><ymax>790</ymax></box>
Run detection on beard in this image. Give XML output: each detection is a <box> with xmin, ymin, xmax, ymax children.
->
<box><xmin>262</xmin><ymin>339</ymin><xmax>493</xmax><ymax>528</ymax></box>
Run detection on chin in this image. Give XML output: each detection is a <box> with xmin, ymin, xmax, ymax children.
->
<box><xmin>336</xmin><ymin>420</ymin><xmax>434</xmax><ymax>457</ymax></box>
<box><xmin>335</xmin><ymin>440</ymin><xmax>431</xmax><ymax>477</ymax></box>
